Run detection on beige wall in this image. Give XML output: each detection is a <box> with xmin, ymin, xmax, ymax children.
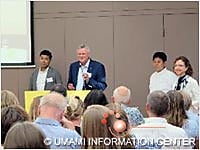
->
<box><xmin>2</xmin><ymin>1</ymin><xmax>199</xmax><ymax>116</ymax></box>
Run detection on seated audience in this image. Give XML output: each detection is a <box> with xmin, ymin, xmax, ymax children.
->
<box><xmin>4</xmin><ymin>121</ymin><xmax>49</xmax><ymax>149</ymax></box>
<box><xmin>131</xmin><ymin>91</ymin><xmax>192</xmax><ymax>149</ymax></box>
<box><xmin>179</xmin><ymin>90</ymin><xmax>199</xmax><ymax>149</ymax></box>
<box><xmin>50</xmin><ymin>83</ymin><xmax>67</xmax><ymax>97</ymax></box>
<box><xmin>64</xmin><ymin>96</ymin><xmax>84</xmax><ymax>135</ymax></box>
<box><xmin>112</xmin><ymin>86</ymin><xmax>144</xmax><ymax>127</ymax></box>
<box><xmin>82</xmin><ymin>105</ymin><xmax>134</xmax><ymax>149</ymax></box>
<box><xmin>106</xmin><ymin>102</ymin><xmax>132</xmax><ymax>135</ymax></box>
<box><xmin>34</xmin><ymin>92</ymin><xmax>81</xmax><ymax>149</ymax></box>
<box><xmin>166</xmin><ymin>90</ymin><xmax>199</xmax><ymax>139</ymax></box>
<box><xmin>1</xmin><ymin>90</ymin><xmax>19</xmax><ymax>108</ymax></box>
<box><xmin>29</xmin><ymin>96</ymin><xmax>42</xmax><ymax>121</ymax></box>
<box><xmin>83</xmin><ymin>89</ymin><xmax>108</xmax><ymax>111</ymax></box>
<box><xmin>1</xmin><ymin>105</ymin><xmax>30</xmax><ymax>145</ymax></box>
<box><xmin>179</xmin><ymin>91</ymin><xmax>199</xmax><ymax>117</ymax></box>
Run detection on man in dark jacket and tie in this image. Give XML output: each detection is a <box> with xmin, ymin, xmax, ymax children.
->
<box><xmin>67</xmin><ymin>44</ymin><xmax>107</xmax><ymax>91</ymax></box>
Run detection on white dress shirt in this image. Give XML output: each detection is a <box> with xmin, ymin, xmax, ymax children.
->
<box><xmin>36</xmin><ymin>67</ymin><xmax>49</xmax><ymax>90</ymax></box>
<box><xmin>149</xmin><ymin>68</ymin><xmax>177</xmax><ymax>93</ymax></box>
<box><xmin>76</xmin><ymin>59</ymin><xmax>90</xmax><ymax>90</ymax></box>
<box><xmin>131</xmin><ymin>117</ymin><xmax>193</xmax><ymax>149</ymax></box>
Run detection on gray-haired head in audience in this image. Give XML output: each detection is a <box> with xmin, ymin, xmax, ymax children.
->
<box><xmin>146</xmin><ymin>90</ymin><xmax>170</xmax><ymax>117</ymax></box>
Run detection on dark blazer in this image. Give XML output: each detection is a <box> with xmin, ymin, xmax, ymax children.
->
<box><xmin>67</xmin><ymin>59</ymin><xmax>107</xmax><ymax>90</ymax></box>
<box><xmin>29</xmin><ymin>66</ymin><xmax>62</xmax><ymax>90</ymax></box>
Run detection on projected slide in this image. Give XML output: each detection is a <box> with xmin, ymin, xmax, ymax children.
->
<box><xmin>0</xmin><ymin>0</ymin><xmax>33</xmax><ymax>66</ymax></box>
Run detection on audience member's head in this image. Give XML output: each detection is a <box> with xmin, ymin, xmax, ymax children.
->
<box><xmin>83</xmin><ymin>90</ymin><xmax>108</xmax><ymax>110</ymax></box>
<box><xmin>1</xmin><ymin>105</ymin><xmax>30</xmax><ymax>144</ymax></box>
<box><xmin>152</xmin><ymin>51</ymin><xmax>167</xmax><ymax>72</ymax></box>
<box><xmin>82</xmin><ymin>105</ymin><xmax>133</xmax><ymax>149</ymax></box>
<box><xmin>64</xmin><ymin>96</ymin><xmax>83</xmax><ymax>121</ymax></box>
<box><xmin>29</xmin><ymin>96</ymin><xmax>42</xmax><ymax>121</ymax></box>
<box><xmin>1</xmin><ymin>90</ymin><xmax>19</xmax><ymax>108</ymax></box>
<box><xmin>106</xmin><ymin>102</ymin><xmax>130</xmax><ymax>134</ymax></box>
<box><xmin>38</xmin><ymin>92</ymin><xmax>67</xmax><ymax>122</ymax></box>
<box><xmin>179</xmin><ymin>91</ymin><xmax>199</xmax><ymax>114</ymax></box>
<box><xmin>112</xmin><ymin>86</ymin><xmax>131</xmax><ymax>104</ymax></box>
<box><xmin>4</xmin><ymin>121</ymin><xmax>49</xmax><ymax>149</ymax></box>
<box><xmin>50</xmin><ymin>83</ymin><xmax>67</xmax><ymax>97</ymax></box>
<box><xmin>178</xmin><ymin>91</ymin><xmax>192</xmax><ymax>111</ymax></box>
<box><xmin>146</xmin><ymin>90</ymin><xmax>170</xmax><ymax>117</ymax></box>
<box><xmin>166</xmin><ymin>90</ymin><xmax>188</xmax><ymax>127</ymax></box>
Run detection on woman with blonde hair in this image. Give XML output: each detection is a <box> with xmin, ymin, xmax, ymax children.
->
<box><xmin>166</xmin><ymin>90</ymin><xmax>198</xmax><ymax>138</ymax></box>
<box><xmin>179</xmin><ymin>90</ymin><xmax>199</xmax><ymax>114</ymax></box>
<box><xmin>29</xmin><ymin>96</ymin><xmax>42</xmax><ymax>121</ymax></box>
<box><xmin>1</xmin><ymin>90</ymin><xmax>19</xmax><ymax>108</ymax></box>
<box><xmin>82</xmin><ymin>105</ymin><xmax>134</xmax><ymax>149</ymax></box>
<box><xmin>64</xmin><ymin>96</ymin><xmax>84</xmax><ymax>135</ymax></box>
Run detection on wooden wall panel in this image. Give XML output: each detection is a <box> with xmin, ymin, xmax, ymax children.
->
<box><xmin>34</xmin><ymin>1</ymin><xmax>113</xmax><ymax>13</ymax></box>
<box><xmin>18</xmin><ymin>68</ymin><xmax>34</xmax><ymax>107</ymax></box>
<box><xmin>34</xmin><ymin>19</ymin><xmax>66</xmax><ymax>82</ymax></box>
<box><xmin>1</xmin><ymin>69</ymin><xmax>20</xmax><ymax>104</ymax></box>
<box><xmin>114</xmin><ymin>15</ymin><xmax>163</xmax><ymax>116</ymax></box>
<box><xmin>164</xmin><ymin>14</ymin><xmax>199</xmax><ymax>81</ymax></box>
<box><xmin>113</xmin><ymin>1</ymin><xmax>198</xmax><ymax>11</ymax></box>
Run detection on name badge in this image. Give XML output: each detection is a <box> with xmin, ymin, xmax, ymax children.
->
<box><xmin>46</xmin><ymin>77</ymin><xmax>53</xmax><ymax>83</ymax></box>
<box><xmin>87</xmin><ymin>72</ymin><xmax>92</xmax><ymax>78</ymax></box>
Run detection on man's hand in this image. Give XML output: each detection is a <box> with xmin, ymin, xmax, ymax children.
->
<box><xmin>68</xmin><ymin>83</ymin><xmax>75</xmax><ymax>90</ymax></box>
<box><xmin>61</xmin><ymin>116</ymin><xmax>75</xmax><ymax>130</ymax></box>
<box><xmin>82</xmin><ymin>73</ymin><xmax>90</xmax><ymax>83</ymax></box>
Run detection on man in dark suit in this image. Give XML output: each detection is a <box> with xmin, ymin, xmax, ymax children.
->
<box><xmin>67</xmin><ymin>44</ymin><xmax>107</xmax><ymax>91</ymax></box>
<box><xmin>29</xmin><ymin>49</ymin><xmax>62</xmax><ymax>90</ymax></box>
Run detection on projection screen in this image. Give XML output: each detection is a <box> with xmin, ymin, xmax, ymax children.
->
<box><xmin>0</xmin><ymin>0</ymin><xmax>34</xmax><ymax>68</ymax></box>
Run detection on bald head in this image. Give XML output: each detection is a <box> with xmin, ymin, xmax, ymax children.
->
<box><xmin>113</xmin><ymin>86</ymin><xmax>131</xmax><ymax>104</ymax></box>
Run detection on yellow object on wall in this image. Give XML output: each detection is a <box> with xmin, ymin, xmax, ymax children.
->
<box><xmin>24</xmin><ymin>90</ymin><xmax>90</xmax><ymax>113</ymax></box>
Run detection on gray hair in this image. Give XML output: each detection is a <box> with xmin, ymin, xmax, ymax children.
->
<box><xmin>39</xmin><ymin>92</ymin><xmax>67</xmax><ymax>110</ymax></box>
<box><xmin>147</xmin><ymin>91</ymin><xmax>170</xmax><ymax>117</ymax></box>
<box><xmin>78</xmin><ymin>44</ymin><xmax>90</xmax><ymax>52</ymax></box>
<box><xmin>113</xmin><ymin>86</ymin><xmax>131</xmax><ymax>104</ymax></box>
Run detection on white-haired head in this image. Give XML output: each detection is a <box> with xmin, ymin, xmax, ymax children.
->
<box><xmin>39</xmin><ymin>92</ymin><xmax>67</xmax><ymax>111</ymax></box>
<box><xmin>113</xmin><ymin>86</ymin><xmax>131</xmax><ymax>104</ymax></box>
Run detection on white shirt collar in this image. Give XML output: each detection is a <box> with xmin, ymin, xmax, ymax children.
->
<box><xmin>145</xmin><ymin>117</ymin><xmax>167</xmax><ymax>124</ymax></box>
<box><xmin>39</xmin><ymin>67</ymin><xmax>49</xmax><ymax>72</ymax></box>
<box><xmin>80</xmin><ymin>59</ymin><xmax>90</xmax><ymax>68</ymax></box>
<box><xmin>156</xmin><ymin>67</ymin><xmax>167</xmax><ymax>74</ymax></box>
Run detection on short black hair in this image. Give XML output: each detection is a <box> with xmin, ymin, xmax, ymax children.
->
<box><xmin>83</xmin><ymin>90</ymin><xmax>108</xmax><ymax>110</ymax></box>
<box><xmin>40</xmin><ymin>50</ymin><xmax>52</xmax><ymax>60</ymax></box>
<box><xmin>153</xmin><ymin>52</ymin><xmax>167</xmax><ymax>62</ymax></box>
<box><xmin>50</xmin><ymin>84</ymin><xmax>67</xmax><ymax>97</ymax></box>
